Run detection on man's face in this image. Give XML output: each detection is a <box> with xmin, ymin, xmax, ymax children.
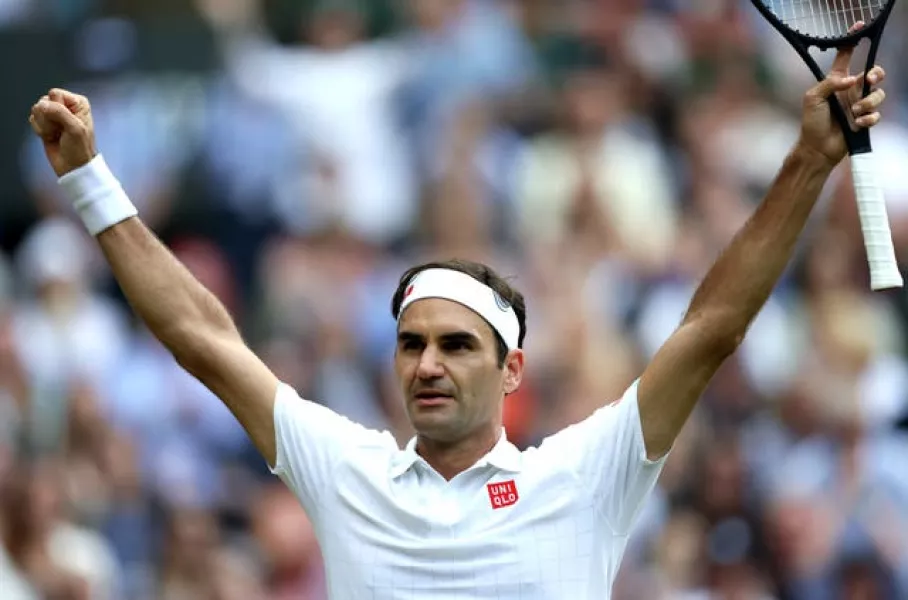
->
<box><xmin>395</xmin><ymin>298</ymin><xmax>522</xmax><ymax>443</ymax></box>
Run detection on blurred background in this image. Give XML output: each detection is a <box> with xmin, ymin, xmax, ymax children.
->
<box><xmin>3</xmin><ymin>0</ymin><xmax>908</xmax><ymax>598</ymax></box>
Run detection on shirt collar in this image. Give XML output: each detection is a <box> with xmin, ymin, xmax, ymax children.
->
<box><xmin>390</xmin><ymin>428</ymin><xmax>523</xmax><ymax>479</ymax></box>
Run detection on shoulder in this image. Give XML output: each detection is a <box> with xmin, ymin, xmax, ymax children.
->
<box><xmin>273</xmin><ymin>381</ymin><xmax>399</xmax><ymax>454</ymax></box>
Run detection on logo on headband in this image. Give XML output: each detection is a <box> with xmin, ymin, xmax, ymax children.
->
<box><xmin>492</xmin><ymin>290</ymin><xmax>511</xmax><ymax>312</ymax></box>
<box><xmin>404</xmin><ymin>284</ymin><xmax>415</xmax><ymax>299</ymax></box>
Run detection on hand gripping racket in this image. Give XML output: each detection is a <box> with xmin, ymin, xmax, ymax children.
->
<box><xmin>750</xmin><ymin>0</ymin><xmax>903</xmax><ymax>290</ymax></box>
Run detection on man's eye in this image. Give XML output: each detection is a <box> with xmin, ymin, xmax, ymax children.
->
<box><xmin>444</xmin><ymin>341</ymin><xmax>470</xmax><ymax>352</ymax></box>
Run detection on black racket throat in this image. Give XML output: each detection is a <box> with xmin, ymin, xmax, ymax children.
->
<box><xmin>792</xmin><ymin>40</ymin><xmax>877</xmax><ymax>154</ymax></box>
<box><xmin>751</xmin><ymin>0</ymin><xmax>897</xmax><ymax>154</ymax></box>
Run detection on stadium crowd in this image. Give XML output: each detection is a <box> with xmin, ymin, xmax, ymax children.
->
<box><xmin>3</xmin><ymin>0</ymin><xmax>908</xmax><ymax>598</ymax></box>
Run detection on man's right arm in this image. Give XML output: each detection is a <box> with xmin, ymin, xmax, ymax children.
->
<box><xmin>29</xmin><ymin>88</ymin><xmax>281</xmax><ymax>466</ymax></box>
<box><xmin>96</xmin><ymin>217</ymin><xmax>280</xmax><ymax>465</ymax></box>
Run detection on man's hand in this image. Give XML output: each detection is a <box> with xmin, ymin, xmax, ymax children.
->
<box><xmin>29</xmin><ymin>89</ymin><xmax>97</xmax><ymax>178</ymax></box>
<box><xmin>798</xmin><ymin>30</ymin><xmax>887</xmax><ymax>166</ymax></box>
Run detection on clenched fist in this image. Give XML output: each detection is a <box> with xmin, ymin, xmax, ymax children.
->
<box><xmin>29</xmin><ymin>89</ymin><xmax>97</xmax><ymax>177</ymax></box>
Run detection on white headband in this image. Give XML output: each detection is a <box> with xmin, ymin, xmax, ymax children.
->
<box><xmin>398</xmin><ymin>269</ymin><xmax>520</xmax><ymax>350</ymax></box>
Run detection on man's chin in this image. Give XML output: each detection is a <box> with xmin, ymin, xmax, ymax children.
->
<box><xmin>408</xmin><ymin>407</ymin><xmax>461</xmax><ymax>439</ymax></box>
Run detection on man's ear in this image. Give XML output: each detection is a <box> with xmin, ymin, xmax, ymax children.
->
<box><xmin>503</xmin><ymin>349</ymin><xmax>524</xmax><ymax>395</ymax></box>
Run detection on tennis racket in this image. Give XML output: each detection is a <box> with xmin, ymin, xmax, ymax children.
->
<box><xmin>750</xmin><ymin>0</ymin><xmax>903</xmax><ymax>290</ymax></box>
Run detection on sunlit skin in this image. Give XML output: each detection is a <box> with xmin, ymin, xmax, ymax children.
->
<box><xmin>395</xmin><ymin>299</ymin><xmax>524</xmax><ymax>480</ymax></box>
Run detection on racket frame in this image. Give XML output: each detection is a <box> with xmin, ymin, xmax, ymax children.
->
<box><xmin>750</xmin><ymin>0</ymin><xmax>897</xmax><ymax>154</ymax></box>
<box><xmin>751</xmin><ymin>0</ymin><xmax>903</xmax><ymax>290</ymax></box>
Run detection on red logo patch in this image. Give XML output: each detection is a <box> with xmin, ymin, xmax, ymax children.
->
<box><xmin>404</xmin><ymin>284</ymin><xmax>414</xmax><ymax>298</ymax></box>
<box><xmin>487</xmin><ymin>480</ymin><xmax>519</xmax><ymax>510</ymax></box>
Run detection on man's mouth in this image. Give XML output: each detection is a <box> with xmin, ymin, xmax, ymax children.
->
<box><xmin>413</xmin><ymin>390</ymin><xmax>453</xmax><ymax>407</ymax></box>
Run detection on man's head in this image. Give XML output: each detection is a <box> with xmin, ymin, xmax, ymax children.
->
<box><xmin>390</xmin><ymin>259</ymin><xmax>527</xmax><ymax>444</ymax></box>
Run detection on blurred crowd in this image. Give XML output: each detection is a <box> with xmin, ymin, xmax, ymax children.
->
<box><xmin>3</xmin><ymin>0</ymin><xmax>908</xmax><ymax>598</ymax></box>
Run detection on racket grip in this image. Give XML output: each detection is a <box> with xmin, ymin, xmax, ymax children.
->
<box><xmin>851</xmin><ymin>152</ymin><xmax>903</xmax><ymax>290</ymax></box>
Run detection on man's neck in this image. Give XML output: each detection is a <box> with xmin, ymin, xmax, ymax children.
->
<box><xmin>416</xmin><ymin>426</ymin><xmax>501</xmax><ymax>481</ymax></box>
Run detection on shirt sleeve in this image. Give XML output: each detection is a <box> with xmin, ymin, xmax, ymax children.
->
<box><xmin>537</xmin><ymin>379</ymin><xmax>668</xmax><ymax>536</ymax></box>
<box><xmin>269</xmin><ymin>382</ymin><xmax>392</xmax><ymax>520</ymax></box>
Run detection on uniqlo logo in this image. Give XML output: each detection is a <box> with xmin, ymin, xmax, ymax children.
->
<box><xmin>487</xmin><ymin>480</ymin><xmax>519</xmax><ymax>510</ymax></box>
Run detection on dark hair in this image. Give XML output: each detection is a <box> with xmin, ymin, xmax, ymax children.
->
<box><xmin>390</xmin><ymin>259</ymin><xmax>527</xmax><ymax>367</ymax></box>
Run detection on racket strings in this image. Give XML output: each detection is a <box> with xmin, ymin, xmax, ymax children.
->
<box><xmin>766</xmin><ymin>0</ymin><xmax>884</xmax><ymax>38</ymax></box>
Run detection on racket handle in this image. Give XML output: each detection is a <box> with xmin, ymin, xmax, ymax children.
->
<box><xmin>851</xmin><ymin>152</ymin><xmax>903</xmax><ymax>290</ymax></box>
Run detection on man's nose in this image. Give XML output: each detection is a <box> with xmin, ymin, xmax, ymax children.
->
<box><xmin>416</xmin><ymin>346</ymin><xmax>445</xmax><ymax>379</ymax></box>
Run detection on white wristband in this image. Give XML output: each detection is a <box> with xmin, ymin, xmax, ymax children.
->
<box><xmin>57</xmin><ymin>154</ymin><xmax>138</xmax><ymax>236</ymax></box>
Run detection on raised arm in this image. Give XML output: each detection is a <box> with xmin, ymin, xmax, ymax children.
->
<box><xmin>637</xmin><ymin>47</ymin><xmax>889</xmax><ymax>459</ymax></box>
<box><xmin>29</xmin><ymin>89</ymin><xmax>280</xmax><ymax>466</ymax></box>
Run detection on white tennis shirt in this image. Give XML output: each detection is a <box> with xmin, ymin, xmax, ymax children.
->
<box><xmin>270</xmin><ymin>379</ymin><xmax>667</xmax><ymax>599</ymax></box>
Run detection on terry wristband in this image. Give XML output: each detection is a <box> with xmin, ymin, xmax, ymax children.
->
<box><xmin>58</xmin><ymin>154</ymin><xmax>138</xmax><ymax>236</ymax></box>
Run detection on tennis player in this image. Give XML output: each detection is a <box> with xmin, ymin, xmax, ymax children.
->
<box><xmin>28</xmin><ymin>41</ymin><xmax>887</xmax><ymax>598</ymax></box>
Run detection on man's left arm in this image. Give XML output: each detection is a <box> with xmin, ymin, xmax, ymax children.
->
<box><xmin>637</xmin><ymin>53</ymin><xmax>888</xmax><ymax>460</ymax></box>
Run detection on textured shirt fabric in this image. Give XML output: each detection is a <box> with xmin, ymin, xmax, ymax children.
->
<box><xmin>270</xmin><ymin>379</ymin><xmax>666</xmax><ymax>599</ymax></box>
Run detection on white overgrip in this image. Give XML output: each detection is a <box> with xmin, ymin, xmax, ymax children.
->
<box><xmin>850</xmin><ymin>152</ymin><xmax>903</xmax><ymax>290</ymax></box>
